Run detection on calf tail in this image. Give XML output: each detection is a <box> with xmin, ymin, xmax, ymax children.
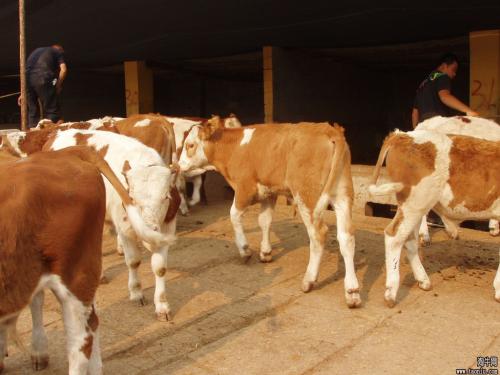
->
<box><xmin>368</xmin><ymin>182</ymin><xmax>404</xmax><ymax>196</ymax></box>
<box><xmin>368</xmin><ymin>133</ymin><xmax>403</xmax><ymax>196</ymax></box>
<box><xmin>321</xmin><ymin>124</ymin><xmax>347</xmax><ymax>197</ymax></box>
<box><xmin>71</xmin><ymin>146</ymin><xmax>175</xmax><ymax>246</ymax></box>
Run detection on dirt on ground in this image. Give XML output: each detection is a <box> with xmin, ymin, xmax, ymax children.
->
<box><xmin>1</xmin><ymin>150</ymin><xmax>499</xmax><ymax>375</ymax></box>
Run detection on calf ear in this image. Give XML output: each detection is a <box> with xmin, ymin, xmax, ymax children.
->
<box><xmin>208</xmin><ymin>115</ymin><xmax>223</xmax><ymax>130</ymax></box>
<box><xmin>199</xmin><ymin>125</ymin><xmax>215</xmax><ymax>140</ymax></box>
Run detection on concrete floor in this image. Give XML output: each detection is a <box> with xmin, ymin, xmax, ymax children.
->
<box><xmin>3</xmin><ymin>197</ymin><xmax>499</xmax><ymax>375</ymax></box>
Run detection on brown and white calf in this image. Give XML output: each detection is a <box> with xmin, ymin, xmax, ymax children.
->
<box><xmin>179</xmin><ymin>121</ymin><xmax>361</xmax><ymax>307</ymax></box>
<box><xmin>369</xmin><ymin>130</ymin><xmax>500</xmax><ymax>306</ymax></box>
<box><xmin>415</xmin><ymin>115</ymin><xmax>500</xmax><ymax>243</ymax></box>
<box><xmin>0</xmin><ymin>146</ymin><xmax>140</xmax><ymax>374</ymax></box>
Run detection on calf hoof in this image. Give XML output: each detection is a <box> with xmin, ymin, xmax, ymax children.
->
<box><xmin>301</xmin><ymin>280</ymin><xmax>314</xmax><ymax>293</ymax></box>
<box><xmin>131</xmin><ymin>294</ymin><xmax>146</xmax><ymax>306</ymax></box>
<box><xmin>384</xmin><ymin>288</ymin><xmax>397</xmax><ymax>308</ymax></box>
<box><xmin>259</xmin><ymin>252</ymin><xmax>273</xmax><ymax>263</ymax></box>
<box><xmin>188</xmin><ymin>199</ymin><xmax>200</xmax><ymax>207</ymax></box>
<box><xmin>241</xmin><ymin>253</ymin><xmax>252</xmax><ymax>264</ymax></box>
<box><xmin>240</xmin><ymin>245</ymin><xmax>252</xmax><ymax>263</ymax></box>
<box><xmin>490</xmin><ymin>227</ymin><xmax>500</xmax><ymax>237</ymax></box>
<box><xmin>117</xmin><ymin>247</ymin><xmax>124</xmax><ymax>256</ymax></box>
<box><xmin>31</xmin><ymin>353</ymin><xmax>49</xmax><ymax>371</ymax></box>
<box><xmin>495</xmin><ymin>291</ymin><xmax>500</xmax><ymax>303</ymax></box>
<box><xmin>156</xmin><ymin>311</ymin><xmax>172</xmax><ymax>322</ymax></box>
<box><xmin>418</xmin><ymin>280</ymin><xmax>432</xmax><ymax>291</ymax></box>
<box><xmin>419</xmin><ymin>235</ymin><xmax>431</xmax><ymax>247</ymax></box>
<box><xmin>345</xmin><ymin>289</ymin><xmax>362</xmax><ymax>308</ymax></box>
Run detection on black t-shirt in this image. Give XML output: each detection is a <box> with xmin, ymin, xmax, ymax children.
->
<box><xmin>413</xmin><ymin>70</ymin><xmax>452</xmax><ymax>121</ymax></box>
<box><xmin>26</xmin><ymin>47</ymin><xmax>65</xmax><ymax>81</ymax></box>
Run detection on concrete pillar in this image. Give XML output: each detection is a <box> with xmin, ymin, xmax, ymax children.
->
<box><xmin>263</xmin><ymin>46</ymin><xmax>274</xmax><ymax>123</ymax></box>
<box><xmin>469</xmin><ymin>30</ymin><xmax>500</xmax><ymax>119</ymax></box>
<box><xmin>124</xmin><ymin>61</ymin><xmax>154</xmax><ymax>116</ymax></box>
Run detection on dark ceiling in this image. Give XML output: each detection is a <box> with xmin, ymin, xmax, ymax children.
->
<box><xmin>1</xmin><ymin>1</ymin><xmax>500</xmax><ymax>75</ymax></box>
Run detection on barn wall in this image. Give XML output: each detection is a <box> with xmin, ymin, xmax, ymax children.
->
<box><xmin>61</xmin><ymin>71</ymin><xmax>126</xmax><ymax>120</ymax></box>
<box><xmin>154</xmin><ymin>75</ymin><xmax>263</xmax><ymax>125</ymax></box>
<box><xmin>270</xmin><ymin>48</ymin><xmax>469</xmax><ymax>163</ymax></box>
<box><xmin>0</xmin><ymin>70</ymin><xmax>126</xmax><ymax>128</ymax></box>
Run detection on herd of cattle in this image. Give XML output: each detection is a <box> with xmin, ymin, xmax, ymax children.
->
<box><xmin>0</xmin><ymin>113</ymin><xmax>498</xmax><ymax>374</ymax></box>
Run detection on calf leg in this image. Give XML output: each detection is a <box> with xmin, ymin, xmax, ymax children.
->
<box><xmin>119</xmin><ymin>232</ymin><xmax>145</xmax><ymax>305</ymax></box>
<box><xmin>87</xmin><ymin>314</ymin><xmax>102</xmax><ymax>375</ymax></box>
<box><xmin>30</xmin><ymin>290</ymin><xmax>49</xmax><ymax>370</ymax></box>
<box><xmin>258</xmin><ymin>196</ymin><xmax>277</xmax><ymax>263</ymax></box>
<box><xmin>418</xmin><ymin>215</ymin><xmax>431</xmax><ymax>247</ymax></box>
<box><xmin>384</xmin><ymin>208</ymin><xmax>423</xmax><ymax>307</ymax></box>
<box><xmin>405</xmin><ymin>227</ymin><xmax>432</xmax><ymax>291</ymax></box>
<box><xmin>494</xmin><ymin>247</ymin><xmax>500</xmax><ymax>302</ymax></box>
<box><xmin>442</xmin><ymin>216</ymin><xmax>459</xmax><ymax>240</ymax></box>
<box><xmin>58</xmin><ymin>297</ymin><xmax>101</xmax><ymax>375</ymax></box>
<box><xmin>295</xmin><ymin>196</ymin><xmax>325</xmax><ymax>293</ymax></box>
<box><xmin>333</xmin><ymin>195</ymin><xmax>361</xmax><ymax>308</ymax></box>
<box><xmin>490</xmin><ymin>219</ymin><xmax>499</xmax><ymax>237</ymax></box>
<box><xmin>0</xmin><ymin>326</ymin><xmax>5</xmax><ymax>373</ymax></box>
<box><xmin>230</xmin><ymin>196</ymin><xmax>252</xmax><ymax>261</ymax></box>
<box><xmin>176</xmin><ymin>175</ymin><xmax>189</xmax><ymax>215</ymax></box>
<box><xmin>188</xmin><ymin>175</ymin><xmax>202</xmax><ymax>206</ymax></box>
<box><xmin>150</xmin><ymin>219</ymin><xmax>176</xmax><ymax>321</ymax></box>
<box><xmin>116</xmin><ymin>235</ymin><xmax>124</xmax><ymax>255</ymax></box>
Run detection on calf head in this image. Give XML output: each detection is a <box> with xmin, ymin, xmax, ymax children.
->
<box><xmin>178</xmin><ymin>121</ymin><xmax>220</xmax><ymax>176</ymax></box>
<box><xmin>124</xmin><ymin>164</ymin><xmax>177</xmax><ymax>231</ymax></box>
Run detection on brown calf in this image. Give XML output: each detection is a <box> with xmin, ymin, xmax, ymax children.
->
<box><xmin>179</xmin><ymin>122</ymin><xmax>361</xmax><ymax>308</ymax></box>
<box><xmin>0</xmin><ymin>146</ymin><xmax>135</xmax><ymax>374</ymax></box>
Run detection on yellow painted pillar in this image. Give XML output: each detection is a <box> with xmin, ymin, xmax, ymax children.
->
<box><xmin>469</xmin><ymin>30</ymin><xmax>500</xmax><ymax>119</ymax></box>
<box><xmin>263</xmin><ymin>46</ymin><xmax>274</xmax><ymax>123</ymax></box>
<box><xmin>124</xmin><ymin>61</ymin><xmax>154</xmax><ymax>116</ymax></box>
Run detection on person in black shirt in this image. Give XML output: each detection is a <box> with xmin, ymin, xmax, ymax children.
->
<box><xmin>412</xmin><ymin>53</ymin><xmax>478</xmax><ymax>128</ymax></box>
<box><xmin>18</xmin><ymin>44</ymin><xmax>68</xmax><ymax>127</ymax></box>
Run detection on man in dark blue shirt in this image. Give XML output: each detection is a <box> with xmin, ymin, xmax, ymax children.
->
<box><xmin>412</xmin><ymin>53</ymin><xmax>477</xmax><ymax>128</ymax></box>
<box><xmin>19</xmin><ymin>44</ymin><xmax>67</xmax><ymax>127</ymax></box>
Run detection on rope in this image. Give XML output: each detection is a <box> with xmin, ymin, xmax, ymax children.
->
<box><xmin>0</xmin><ymin>91</ymin><xmax>20</xmax><ymax>100</ymax></box>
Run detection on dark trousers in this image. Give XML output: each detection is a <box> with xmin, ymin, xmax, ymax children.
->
<box><xmin>27</xmin><ymin>76</ymin><xmax>60</xmax><ymax>128</ymax></box>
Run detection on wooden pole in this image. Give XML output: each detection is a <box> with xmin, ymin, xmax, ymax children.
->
<box><xmin>263</xmin><ymin>46</ymin><xmax>274</xmax><ymax>123</ymax></box>
<box><xmin>19</xmin><ymin>0</ymin><xmax>27</xmax><ymax>130</ymax></box>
